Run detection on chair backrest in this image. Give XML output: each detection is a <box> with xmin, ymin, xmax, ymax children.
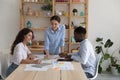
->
<box><xmin>89</xmin><ymin>54</ymin><xmax>101</xmax><ymax>80</ymax></box>
<box><xmin>0</xmin><ymin>52</ymin><xmax>11</xmax><ymax>79</ymax></box>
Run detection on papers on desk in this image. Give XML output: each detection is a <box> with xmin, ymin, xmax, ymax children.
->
<box><xmin>24</xmin><ymin>55</ymin><xmax>74</xmax><ymax>71</ymax></box>
<box><xmin>53</xmin><ymin>62</ymin><xmax>74</xmax><ymax>70</ymax></box>
<box><xmin>24</xmin><ymin>63</ymin><xmax>51</xmax><ymax>71</ymax></box>
<box><xmin>24</xmin><ymin>62</ymin><xmax>74</xmax><ymax>71</ymax></box>
<box><xmin>35</xmin><ymin>55</ymin><xmax>59</xmax><ymax>60</ymax></box>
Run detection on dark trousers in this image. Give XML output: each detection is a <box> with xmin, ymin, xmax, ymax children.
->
<box><xmin>6</xmin><ymin>63</ymin><xmax>18</xmax><ymax>77</ymax></box>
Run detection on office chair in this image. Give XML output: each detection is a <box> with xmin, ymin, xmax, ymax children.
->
<box><xmin>89</xmin><ymin>54</ymin><xmax>101</xmax><ymax>80</ymax></box>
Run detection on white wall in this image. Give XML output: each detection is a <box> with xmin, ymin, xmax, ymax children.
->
<box><xmin>88</xmin><ymin>0</ymin><xmax>120</xmax><ymax>50</ymax></box>
<box><xmin>0</xmin><ymin>0</ymin><xmax>20</xmax><ymax>50</ymax></box>
<box><xmin>0</xmin><ymin>0</ymin><xmax>120</xmax><ymax>51</ymax></box>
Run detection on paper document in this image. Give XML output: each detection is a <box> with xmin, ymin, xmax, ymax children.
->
<box><xmin>53</xmin><ymin>62</ymin><xmax>74</xmax><ymax>70</ymax></box>
<box><xmin>24</xmin><ymin>63</ymin><xmax>51</xmax><ymax>71</ymax></box>
<box><xmin>35</xmin><ymin>55</ymin><xmax>59</xmax><ymax>60</ymax></box>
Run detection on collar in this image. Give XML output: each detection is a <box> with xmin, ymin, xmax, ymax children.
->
<box><xmin>50</xmin><ymin>25</ymin><xmax>60</xmax><ymax>33</ymax></box>
<box><xmin>80</xmin><ymin>39</ymin><xmax>87</xmax><ymax>45</ymax></box>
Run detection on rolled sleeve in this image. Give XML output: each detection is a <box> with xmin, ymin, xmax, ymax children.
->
<box><xmin>60</xmin><ymin>25</ymin><xmax>66</xmax><ymax>46</ymax></box>
<box><xmin>71</xmin><ymin>43</ymin><xmax>90</xmax><ymax>65</ymax></box>
<box><xmin>71</xmin><ymin>53</ymin><xmax>81</xmax><ymax>62</ymax></box>
<box><xmin>13</xmin><ymin>46</ymin><xmax>23</xmax><ymax>64</ymax></box>
<box><xmin>44</xmin><ymin>31</ymin><xmax>49</xmax><ymax>50</ymax></box>
<box><xmin>79</xmin><ymin>46</ymin><xmax>89</xmax><ymax>64</ymax></box>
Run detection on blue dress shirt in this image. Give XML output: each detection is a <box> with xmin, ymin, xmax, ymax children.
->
<box><xmin>44</xmin><ymin>24</ymin><xmax>66</xmax><ymax>55</ymax></box>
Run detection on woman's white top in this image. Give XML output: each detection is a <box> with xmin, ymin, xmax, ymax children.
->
<box><xmin>12</xmin><ymin>42</ymin><xmax>31</xmax><ymax>65</ymax></box>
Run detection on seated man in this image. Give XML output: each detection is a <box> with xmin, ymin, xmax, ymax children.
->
<box><xmin>60</xmin><ymin>26</ymin><xmax>96</xmax><ymax>78</ymax></box>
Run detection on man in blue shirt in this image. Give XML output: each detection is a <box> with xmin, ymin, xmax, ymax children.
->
<box><xmin>44</xmin><ymin>15</ymin><xmax>66</xmax><ymax>58</ymax></box>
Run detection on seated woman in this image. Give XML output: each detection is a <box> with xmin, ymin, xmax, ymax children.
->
<box><xmin>6</xmin><ymin>28</ymin><xmax>41</xmax><ymax>77</ymax></box>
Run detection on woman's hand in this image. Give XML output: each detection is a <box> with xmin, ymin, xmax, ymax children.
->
<box><xmin>33</xmin><ymin>59</ymin><xmax>41</xmax><ymax>64</ymax></box>
<box><xmin>44</xmin><ymin>50</ymin><xmax>50</xmax><ymax>59</ymax></box>
<box><xmin>28</xmin><ymin>54</ymin><xmax>35</xmax><ymax>60</ymax></box>
<box><xmin>44</xmin><ymin>54</ymin><xmax>50</xmax><ymax>59</ymax></box>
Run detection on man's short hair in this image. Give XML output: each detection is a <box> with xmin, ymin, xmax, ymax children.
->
<box><xmin>74</xmin><ymin>26</ymin><xmax>86</xmax><ymax>34</ymax></box>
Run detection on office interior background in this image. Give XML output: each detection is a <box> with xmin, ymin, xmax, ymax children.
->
<box><xmin>0</xmin><ymin>0</ymin><xmax>120</xmax><ymax>79</ymax></box>
<box><xmin>0</xmin><ymin>0</ymin><xmax>120</xmax><ymax>51</ymax></box>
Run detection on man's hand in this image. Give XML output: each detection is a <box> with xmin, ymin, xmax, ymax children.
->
<box><xmin>65</xmin><ymin>55</ymin><xmax>72</xmax><ymax>58</ymax></box>
<box><xmin>57</xmin><ymin>54</ymin><xmax>73</xmax><ymax>61</ymax></box>
<box><xmin>59</xmin><ymin>52</ymin><xmax>68</xmax><ymax>57</ymax></box>
<box><xmin>65</xmin><ymin>55</ymin><xmax>73</xmax><ymax>61</ymax></box>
